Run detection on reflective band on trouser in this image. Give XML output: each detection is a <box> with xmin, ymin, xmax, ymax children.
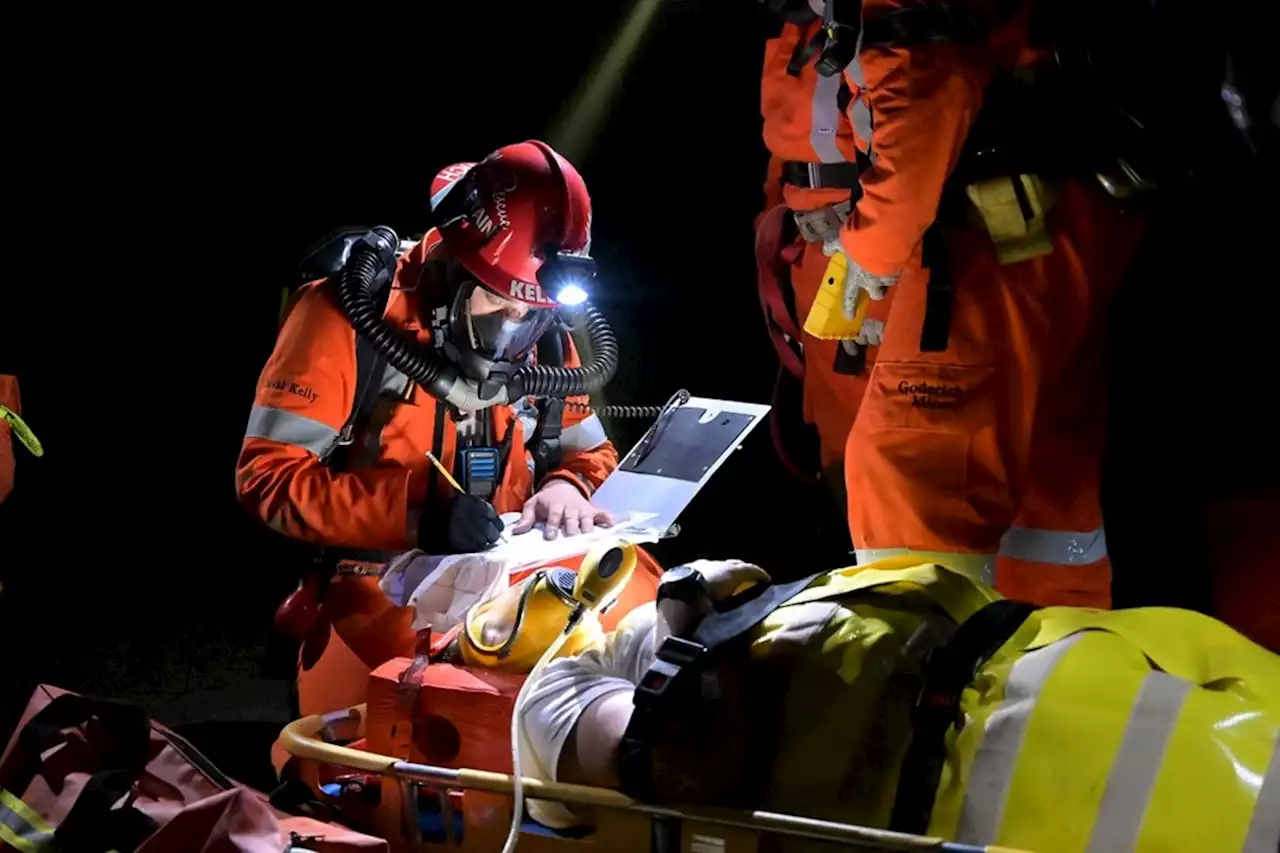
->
<box><xmin>0</xmin><ymin>787</ymin><xmax>53</xmax><ymax>852</ymax></box>
<box><xmin>855</xmin><ymin>548</ymin><xmax>995</xmax><ymax>586</ymax></box>
<box><xmin>244</xmin><ymin>406</ymin><xmax>338</xmax><ymax>456</ymax></box>
<box><xmin>560</xmin><ymin>414</ymin><xmax>608</xmax><ymax>453</ymax></box>
<box><xmin>997</xmin><ymin>525</ymin><xmax>1108</xmax><ymax>566</ymax></box>
<box><xmin>810</xmin><ymin>72</ymin><xmax>847</xmax><ymax>163</ymax></box>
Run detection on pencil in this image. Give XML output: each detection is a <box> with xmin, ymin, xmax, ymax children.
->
<box><xmin>425</xmin><ymin>450</ymin><xmax>465</xmax><ymax>494</ymax></box>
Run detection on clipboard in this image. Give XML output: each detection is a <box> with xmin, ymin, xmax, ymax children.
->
<box><xmin>590</xmin><ymin>395</ymin><xmax>771</xmax><ymax>537</ymax></box>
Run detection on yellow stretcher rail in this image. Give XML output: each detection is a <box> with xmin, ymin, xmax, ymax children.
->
<box><xmin>279</xmin><ymin>705</ymin><xmax>1031</xmax><ymax>853</ymax></box>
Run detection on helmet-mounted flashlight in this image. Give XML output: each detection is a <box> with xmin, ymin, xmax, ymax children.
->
<box><xmin>538</xmin><ymin>249</ymin><xmax>597</xmax><ymax>307</ymax></box>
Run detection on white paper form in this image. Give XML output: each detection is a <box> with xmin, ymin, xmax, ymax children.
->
<box><xmin>379</xmin><ymin>513</ymin><xmax>664</xmax><ymax>632</ymax></box>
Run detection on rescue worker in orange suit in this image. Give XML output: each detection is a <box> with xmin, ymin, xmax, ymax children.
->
<box><xmin>755</xmin><ymin>0</ymin><xmax>894</xmax><ymax>500</ymax></box>
<box><xmin>237</xmin><ymin>141</ymin><xmax>661</xmax><ymax>724</ymax></box>
<box><xmin>775</xmin><ymin>0</ymin><xmax>1148</xmax><ymax>607</ymax></box>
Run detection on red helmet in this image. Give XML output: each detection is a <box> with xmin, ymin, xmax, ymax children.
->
<box><xmin>430</xmin><ymin>140</ymin><xmax>593</xmax><ymax>310</ymax></box>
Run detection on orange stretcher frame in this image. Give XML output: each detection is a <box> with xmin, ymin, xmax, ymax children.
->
<box><xmin>279</xmin><ymin>705</ymin><xmax>1031</xmax><ymax>853</ymax></box>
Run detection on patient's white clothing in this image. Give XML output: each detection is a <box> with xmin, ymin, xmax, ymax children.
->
<box><xmin>516</xmin><ymin>603</ymin><xmax>656</xmax><ymax>828</ymax></box>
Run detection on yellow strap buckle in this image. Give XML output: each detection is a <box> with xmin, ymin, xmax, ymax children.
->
<box><xmin>965</xmin><ymin>174</ymin><xmax>1056</xmax><ymax>265</ymax></box>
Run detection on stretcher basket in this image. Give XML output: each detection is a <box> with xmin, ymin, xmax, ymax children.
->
<box><xmin>279</xmin><ymin>705</ymin><xmax>1029</xmax><ymax>853</ymax></box>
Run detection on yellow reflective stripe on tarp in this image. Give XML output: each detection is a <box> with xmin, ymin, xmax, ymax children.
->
<box><xmin>1243</xmin><ymin>737</ymin><xmax>1280</xmax><ymax>853</ymax></box>
<box><xmin>0</xmin><ymin>787</ymin><xmax>53</xmax><ymax>852</ymax></box>
<box><xmin>1084</xmin><ymin>672</ymin><xmax>1193</xmax><ymax>853</ymax></box>
<box><xmin>948</xmin><ymin>633</ymin><xmax>1096</xmax><ymax>850</ymax></box>
<box><xmin>854</xmin><ymin>548</ymin><xmax>997</xmax><ymax>587</ymax></box>
<box><xmin>1018</xmin><ymin>606</ymin><xmax>1280</xmax><ymax>703</ymax></box>
<box><xmin>1135</xmin><ymin>669</ymin><xmax>1279</xmax><ymax>853</ymax></box>
<box><xmin>934</xmin><ymin>612</ymin><xmax>1280</xmax><ymax>853</ymax></box>
<box><xmin>786</xmin><ymin>559</ymin><xmax>999</xmax><ymax>628</ymax></box>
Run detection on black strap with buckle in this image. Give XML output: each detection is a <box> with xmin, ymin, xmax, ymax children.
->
<box><xmin>889</xmin><ymin>598</ymin><xmax>1037</xmax><ymax>835</ymax></box>
<box><xmin>617</xmin><ymin>573</ymin><xmax>820</xmax><ymax>802</ymax></box>
<box><xmin>781</xmin><ymin>159</ymin><xmax>864</xmax><ymax>190</ymax></box>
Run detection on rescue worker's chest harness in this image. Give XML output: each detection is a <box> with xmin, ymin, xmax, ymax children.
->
<box><xmin>292</xmin><ymin>229</ymin><xmax>571</xmax><ymax>569</ymax></box>
<box><xmin>322</xmin><ymin>277</ymin><xmax>571</xmax><ymax>504</ymax></box>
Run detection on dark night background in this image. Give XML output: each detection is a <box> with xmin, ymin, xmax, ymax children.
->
<box><xmin>0</xmin><ymin>2</ymin><xmax>1275</xmax><ymax>789</ymax></box>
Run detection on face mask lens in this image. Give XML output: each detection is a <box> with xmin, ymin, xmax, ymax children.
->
<box><xmin>457</xmin><ymin>282</ymin><xmax>556</xmax><ymax>363</ymax></box>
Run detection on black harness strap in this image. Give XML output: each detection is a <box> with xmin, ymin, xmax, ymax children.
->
<box><xmin>323</xmin><ymin>334</ymin><xmax>389</xmax><ymax>472</ymax></box>
<box><xmin>889</xmin><ymin>598</ymin><xmax>1038</xmax><ymax>835</ymax></box>
<box><xmin>528</xmin><ymin>329</ymin><xmax>569</xmax><ymax>485</ymax></box>
<box><xmin>617</xmin><ymin>573</ymin><xmax>821</xmax><ymax>802</ymax></box>
<box><xmin>787</xmin><ymin>27</ymin><xmax>828</xmax><ymax>77</ymax></box>
<box><xmin>918</xmin><ymin>222</ymin><xmax>953</xmax><ymax>353</ymax></box>
<box><xmin>780</xmin><ymin>159</ymin><xmax>865</xmax><ymax>190</ymax></box>
<box><xmin>313</xmin><ymin>283</ymin><xmax>394</xmax><ymax>576</ymax></box>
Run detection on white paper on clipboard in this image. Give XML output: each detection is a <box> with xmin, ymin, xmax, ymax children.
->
<box><xmin>589</xmin><ymin>396</ymin><xmax>770</xmax><ymax>536</ymax></box>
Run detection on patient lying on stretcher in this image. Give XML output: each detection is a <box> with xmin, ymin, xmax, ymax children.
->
<box><xmin>514</xmin><ymin>558</ymin><xmax>1280</xmax><ymax>853</ymax></box>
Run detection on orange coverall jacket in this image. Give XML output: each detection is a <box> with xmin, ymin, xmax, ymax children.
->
<box><xmin>833</xmin><ymin>0</ymin><xmax>1033</xmax><ymax>274</ymax></box>
<box><xmin>831</xmin><ymin>1</ymin><xmax>1142</xmax><ymax>608</ymax></box>
<box><xmin>758</xmin><ymin>18</ymin><xmax>894</xmax><ymax>471</ymax></box>
<box><xmin>0</xmin><ymin>375</ymin><xmax>19</xmax><ymax>505</ymax></box>
<box><xmin>236</xmin><ymin>232</ymin><xmax>618</xmax><ymax>553</ymax></box>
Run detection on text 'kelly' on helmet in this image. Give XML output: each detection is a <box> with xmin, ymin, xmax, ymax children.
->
<box><xmin>429</xmin><ymin>140</ymin><xmax>593</xmax><ymax>310</ymax></box>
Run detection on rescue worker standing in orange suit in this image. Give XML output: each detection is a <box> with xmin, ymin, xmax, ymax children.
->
<box><xmin>755</xmin><ymin>0</ymin><xmax>894</xmax><ymax>498</ymax></box>
<box><xmin>237</xmin><ymin>141</ymin><xmax>660</xmax><ymax>720</ymax></box>
<box><xmin>784</xmin><ymin>0</ymin><xmax>1148</xmax><ymax>607</ymax></box>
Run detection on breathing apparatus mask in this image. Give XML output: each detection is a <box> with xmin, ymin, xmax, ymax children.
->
<box><xmin>333</xmin><ymin>140</ymin><xmax>614</xmax><ymax>412</ymax></box>
<box><xmin>431</xmin><ymin>539</ymin><xmax>638</xmax><ymax>675</ymax></box>
<box><xmin>436</xmin><ymin>252</ymin><xmax>590</xmax><ymax>404</ymax></box>
<box><xmin>333</xmin><ymin>226</ymin><xmax>617</xmax><ymax>412</ymax></box>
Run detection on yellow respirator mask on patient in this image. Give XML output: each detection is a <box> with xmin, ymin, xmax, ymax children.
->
<box><xmin>444</xmin><ymin>540</ymin><xmax>640</xmax><ymax>674</ymax></box>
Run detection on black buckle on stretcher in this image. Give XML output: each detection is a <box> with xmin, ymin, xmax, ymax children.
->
<box><xmin>634</xmin><ymin>637</ymin><xmax>706</xmax><ymax>710</ymax></box>
<box><xmin>618</xmin><ymin>637</ymin><xmax>707</xmax><ymax>803</ymax></box>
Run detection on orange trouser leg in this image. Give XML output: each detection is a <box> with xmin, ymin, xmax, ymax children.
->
<box><xmin>846</xmin><ymin>180</ymin><xmax>1144</xmax><ymax>589</ymax></box>
<box><xmin>790</xmin><ymin>239</ymin><xmax>889</xmax><ymax>469</ymax></box>
<box><xmin>995</xmin><ymin>358</ymin><xmax>1112</xmax><ymax>607</ymax></box>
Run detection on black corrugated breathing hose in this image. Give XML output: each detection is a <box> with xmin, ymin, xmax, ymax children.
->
<box><xmin>337</xmin><ymin>230</ymin><xmax>619</xmax><ymax>405</ymax></box>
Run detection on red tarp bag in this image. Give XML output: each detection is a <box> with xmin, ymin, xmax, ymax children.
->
<box><xmin>0</xmin><ymin>685</ymin><xmax>387</xmax><ymax>852</ymax></box>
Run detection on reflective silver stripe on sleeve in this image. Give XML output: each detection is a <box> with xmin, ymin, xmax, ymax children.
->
<box><xmin>810</xmin><ymin>73</ymin><xmax>848</xmax><ymax>163</ymax></box>
<box><xmin>244</xmin><ymin>406</ymin><xmax>339</xmax><ymax>456</ymax></box>
<box><xmin>998</xmin><ymin>525</ymin><xmax>1108</xmax><ymax>566</ymax></box>
<box><xmin>378</xmin><ymin>362</ymin><xmax>411</xmax><ymax>399</ymax></box>
<box><xmin>1244</xmin><ymin>735</ymin><xmax>1280</xmax><ymax>853</ymax></box>
<box><xmin>1084</xmin><ymin>672</ymin><xmax>1193</xmax><ymax>853</ymax></box>
<box><xmin>955</xmin><ymin>632</ymin><xmax>1083</xmax><ymax>846</ymax></box>
<box><xmin>843</xmin><ymin>50</ymin><xmax>874</xmax><ymax>161</ymax></box>
<box><xmin>560</xmin><ymin>413</ymin><xmax>609</xmax><ymax>453</ymax></box>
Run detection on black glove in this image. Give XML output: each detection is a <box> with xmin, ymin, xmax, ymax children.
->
<box><xmin>420</xmin><ymin>494</ymin><xmax>503</xmax><ymax>554</ymax></box>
